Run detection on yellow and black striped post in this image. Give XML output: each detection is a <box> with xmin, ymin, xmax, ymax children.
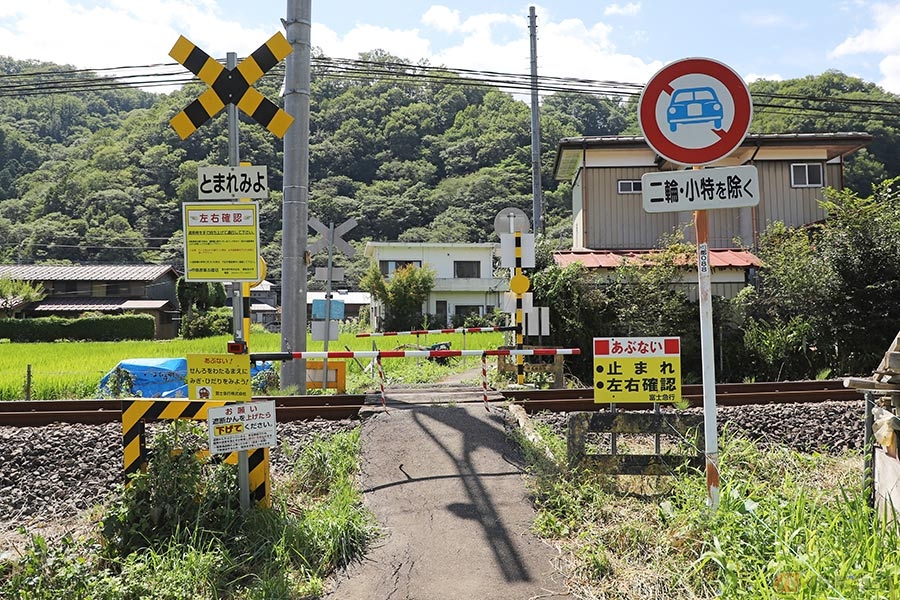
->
<box><xmin>121</xmin><ymin>399</ymin><xmax>270</xmax><ymax>508</ymax></box>
<box><xmin>508</xmin><ymin>231</ymin><xmax>531</xmax><ymax>386</ymax></box>
<box><xmin>515</xmin><ymin>233</ymin><xmax>524</xmax><ymax>384</ymax></box>
<box><xmin>168</xmin><ymin>32</ymin><xmax>294</xmax><ymax>140</ymax></box>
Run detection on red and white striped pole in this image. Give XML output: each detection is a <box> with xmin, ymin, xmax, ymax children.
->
<box><xmin>252</xmin><ymin>348</ymin><xmax>580</xmax><ymax>361</ymax></box>
<box><xmin>376</xmin><ymin>352</ymin><xmax>386</xmax><ymax>407</ymax></box>
<box><xmin>481</xmin><ymin>351</ymin><xmax>488</xmax><ymax>408</ymax></box>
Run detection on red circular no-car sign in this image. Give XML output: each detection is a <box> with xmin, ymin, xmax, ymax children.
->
<box><xmin>638</xmin><ymin>57</ymin><xmax>752</xmax><ymax>166</ymax></box>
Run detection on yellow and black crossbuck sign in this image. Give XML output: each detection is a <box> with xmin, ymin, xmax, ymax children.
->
<box><xmin>169</xmin><ymin>32</ymin><xmax>294</xmax><ymax>140</ymax></box>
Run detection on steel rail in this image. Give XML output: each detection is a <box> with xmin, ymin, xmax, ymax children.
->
<box><xmin>0</xmin><ymin>380</ymin><xmax>863</xmax><ymax>426</ymax></box>
<box><xmin>0</xmin><ymin>395</ymin><xmax>367</xmax><ymax>427</ymax></box>
<box><xmin>502</xmin><ymin>380</ymin><xmax>863</xmax><ymax>412</ymax></box>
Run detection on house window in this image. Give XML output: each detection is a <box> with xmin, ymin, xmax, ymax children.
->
<box><xmin>791</xmin><ymin>163</ymin><xmax>823</xmax><ymax>188</ymax></box>
<box><xmin>453</xmin><ymin>261</ymin><xmax>480</xmax><ymax>278</ymax></box>
<box><xmin>106</xmin><ymin>282</ymin><xmax>128</xmax><ymax>296</ymax></box>
<box><xmin>617</xmin><ymin>179</ymin><xmax>642</xmax><ymax>194</ymax></box>
<box><xmin>378</xmin><ymin>260</ymin><xmax>421</xmax><ymax>277</ymax></box>
<box><xmin>455</xmin><ymin>305</ymin><xmax>481</xmax><ymax>318</ymax></box>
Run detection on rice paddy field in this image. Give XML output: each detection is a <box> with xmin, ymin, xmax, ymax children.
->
<box><xmin>0</xmin><ymin>330</ymin><xmax>505</xmax><ymax>400</ymax></box>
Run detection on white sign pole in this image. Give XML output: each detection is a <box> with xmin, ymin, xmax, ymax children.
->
<box><xmin>695</xmin><ymin>207</ymin><xmax>720</xmax><ymax>509</ymax></box>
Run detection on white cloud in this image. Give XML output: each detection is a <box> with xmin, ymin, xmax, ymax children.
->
<box><xmin>831</xmin><ymin>3</ymin><xmax>900</xmax><ymax>55</ymax></box>
<box><xmin>318</xmin><ymin>23</ymin><xmax>432</xmax><ymax>61</ymax></box>
<box><xmin>313</xmin><ymin>7</ymin><xmax>658</xmax><ymax>89</ymax></box>
<box><xmin>604</xmin><ymin>3</ymin><xmax>641</xmax><ymax>17</ymax></box>
<box><xmin>0</xmin><ymin>0</ymin><xmax>269</xmax><ymax>70</ymax></box>
<box><xmin>829</xmin><ymin>3</ymin><xmax>900</xmax><ymax>93</ymax></box>
<box><xmin>422</xmin><ymin>5</ymin><xmax>461</xmax><ymax>33</ymax></box>
<box><xmin>0</xmin><ymin>2</ymin><xmax>663</xmax><ymax>96</ymax></box>
<box><xmin>745</xmin><ymin>72</ymin><xmax>783</xmax><ymax>83</ymax></box>
<box><xmin>877</xmin><ymin>54</ymin><xmax>900</xmax><ymax>92</ymax></box>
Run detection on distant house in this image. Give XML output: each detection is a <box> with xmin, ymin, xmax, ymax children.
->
<box><xmin>552</xmin><ymin>132</ymin><xmax>872</xmax><ymax>298</ymax></box>
<box><xmin>307</xmin><ymin>290</ymin><xmax>370</xmax><ymax>321</ymax></box>
<box><xmin>364</xmin><ymin>242</ymin><xmax>508</xmax><ymax>329</ymax></box>
<box><xmin>0</xmin><ymin>264</ymin><xmax>179</xmax><ymax>338</ymax></box>
<box><xmin>224</xmin><ymin>280</ymin><xmax>279</xmax><ymax>326</ymax></box>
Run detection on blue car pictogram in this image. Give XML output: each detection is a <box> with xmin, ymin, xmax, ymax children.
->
<box><xmin>666</xmin><ymin>86</ymin><xmax>723</xmax><ymax>132</ymax></box>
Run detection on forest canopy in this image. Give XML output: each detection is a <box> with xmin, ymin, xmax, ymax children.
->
<box><xmin>1</xmin><ymin>53</ymin><xmax>899</xmax><ymax>288</ymax></box>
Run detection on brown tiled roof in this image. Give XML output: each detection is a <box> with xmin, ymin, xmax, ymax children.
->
<box><xmin>0</xmin><ymin>264</ymin><xmax>175</xmax><ymax>282</ymax></box>
<box><xmin>554</xmin><ymin>248</ymin><xmax>762</xmax><ymax>269</ymax></box>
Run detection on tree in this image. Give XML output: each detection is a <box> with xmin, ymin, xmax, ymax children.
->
<box><xmin>0</xmin><ymin>274</ymin><xmax>45</xmax><ymax>317</ymax></box>
<box><xmin>360</xmin><ymin>262</ymin><xmax>435</xmax><ymax>332</ymax></box>
<box><xmin>175</xmin><ymin>277</ymin><xmax>227</xmax><ymax>338</ymax></box>
<box><xmin>736</xmin><ymin>177</ymin><xmax>900</xmax><ymax>376</ymax></box>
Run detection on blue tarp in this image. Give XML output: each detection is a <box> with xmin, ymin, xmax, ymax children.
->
<box><xmin>99</xmin><ymin>357</ymin><xmax>272</xmax><ymax>398</ymax></box>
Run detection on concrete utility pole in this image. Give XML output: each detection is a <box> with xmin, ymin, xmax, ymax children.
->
<box><xmin>528</xmin><ymin>6</ymin><xmax>543</xmax><ymax>235</ymax></box>
<box><xmin>281</xmin><ymin>0</ymin><xmax>311</xmax><ymax>391</ymax></box>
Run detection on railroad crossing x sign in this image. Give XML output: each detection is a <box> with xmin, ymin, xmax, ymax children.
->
<box><xmin>169</xmin><ymin>32</ymin><xmax>294</xmax><ymax>140</ymax></box>
<box><xmin>309</xmin><ymin>217</ymin><xmax>357</xmax><ymax>257</ymax></box>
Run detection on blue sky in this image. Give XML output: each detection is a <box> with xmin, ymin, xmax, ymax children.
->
<box><xmin>1</xmin><ymin>1</ymin><xmax>899</xmax><ymax>92</ymax></box>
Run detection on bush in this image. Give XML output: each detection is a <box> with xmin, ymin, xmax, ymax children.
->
<box><xmin>181</xmin><ymin>307</ymin><xmax>233</xmax><ymax>338</ymax></box>
<box><xmin>0</xmin><ymin>314</ymin><xmax>155</xmax><ymax>342</ymax></box>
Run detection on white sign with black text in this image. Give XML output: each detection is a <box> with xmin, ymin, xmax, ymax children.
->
<box><xmin>641</xmin><ymin>165</ymin><xmax>759</xmax><ymax>213</ymax></box>
<box><xmin>198</xmin><ymin>165</ymin><xmax>268</xmax><ymax>200</ymax></box>
<box><xmin>207</xmin><ymin>400</ymin><xmax>277</xmax><ymax>455</ymax></box>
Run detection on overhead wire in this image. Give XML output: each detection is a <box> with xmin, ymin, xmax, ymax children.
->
<box><xmin>0</xmin><ymin>55</ymin><xmax>898</xmax><ymax>123</ymax></box>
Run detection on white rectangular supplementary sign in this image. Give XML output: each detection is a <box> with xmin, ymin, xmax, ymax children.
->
<box><xmin>641</xmin><ymin>165</ymin><xmax>759</xmax><ymax>213</ymax></box>
<box><xmin>198</xmin><ymin>165</ymin><xmax>268</xmax><ymax>200</ymax></box>
<box><xmin>207</xmin><ymin>400</ymin><xmax>277</xmax><ymax>455</ymax></box>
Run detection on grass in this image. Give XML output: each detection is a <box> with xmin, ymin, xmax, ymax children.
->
<box><xmin>512</xmin><ymin>423</ymin><xmax>900</xmax><ymax>599</ymax></box>
<box><xmin>0</xmin><ymin>424</ymin><xmax>375</xmax><ymax>599</ymax></box>
<box><xmin>0</xmin><ymin>329</ymin><xmax>505</xmax><ymax>400</ymax></box>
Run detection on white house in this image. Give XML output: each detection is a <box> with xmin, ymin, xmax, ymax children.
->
<box><xmin>363</xmin><ymin>242</ymin><xmax>509</xmax><ymax>329</ymax></box>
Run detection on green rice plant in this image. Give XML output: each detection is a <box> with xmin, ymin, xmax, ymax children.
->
<box><xmin>0</xmin><ymin>331</ymin><xmax>504</xmax><ymax>400</ymax></box>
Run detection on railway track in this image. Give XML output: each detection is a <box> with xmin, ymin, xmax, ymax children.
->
<box><xmin>0</xmin><ymin>380</ymin><xmax>861</xmax><ymax>426</ymax></box>
<box><xmin>0</xmin><ymin>395</ymin><xmax>368</xmax><ymax>426</ymax></box>
<box><xmin>501</xmin><ymin>379</ymin><xmax>863</xmax><ymax>412</ymax></box>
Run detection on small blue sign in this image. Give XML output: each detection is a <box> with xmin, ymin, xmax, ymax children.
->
<box><xmin>312</xmin><ymin>298</ymin><xmax>344</xmax><ymax>320</ymax></box>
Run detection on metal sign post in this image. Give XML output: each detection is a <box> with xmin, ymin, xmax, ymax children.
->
<box><xmin>169</xmin><ymin>32</ymin><xmax>293</xmax><ymax>511</ymax></box>
<box><xmin>638</xmin><ymin>57</ymin><xmax>754</xmax><ymax>510</ymax></box>
<box><xmin>309</xmin><ymin>217</ymin><xmax>357</xmax><ymax>390</ymax></box>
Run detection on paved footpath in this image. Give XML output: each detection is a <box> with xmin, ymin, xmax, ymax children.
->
<box><xmin>324</xmin><ymin>386</ymin><xmax>570</xmax><ymax>600</ymax></box>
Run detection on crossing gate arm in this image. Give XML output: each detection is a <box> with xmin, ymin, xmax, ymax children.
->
<box><xmin>250</xmin><ymin>348</ymin><xmax>579</xmax><ymax>362</ymax></box>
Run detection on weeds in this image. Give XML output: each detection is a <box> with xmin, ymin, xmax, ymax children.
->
<box><xmin>1</xmin><ymin>424</ymin><xmax>375</xmax><ymax>599</ymax></box>
<box><xmin>513</xmin><ymin>422</ymin><xmax>900</xmax><ymax>599</ymax></box>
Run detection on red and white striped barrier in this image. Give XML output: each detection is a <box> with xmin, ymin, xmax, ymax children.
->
<box><xmin>356</xmin><ymin>326</ymin><xmax>516</xmax><ymax>337</ymax></box>
<box><xmin>252</xmin><ymin>348</ymin><xmax>580</xmax><ymax>361</ymax></box>
<box><xmin>250</xmin><ymin>348</ymin><xmax>580</xmax><ymax>409</ymax></box>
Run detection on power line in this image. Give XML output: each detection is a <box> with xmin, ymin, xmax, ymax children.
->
<box><xmin>1</xmin><ymin>56</ymin><xmax>899</xmax><ymax>124</ymax></box>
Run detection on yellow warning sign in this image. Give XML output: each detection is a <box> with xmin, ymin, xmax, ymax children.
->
<box><xmin>187</xmin><ymin>353</ymin><xmax>252</xmax><ymax>401</ymax></box>
<box><xmin>183</xmin><ymin>202</ymin><xmax>260</xmax><ymax>282</ymax></box>
<box><xmin>593</xmin><ymin>337</ymin><xmax>681</xmax><ymax>403</ymax></box>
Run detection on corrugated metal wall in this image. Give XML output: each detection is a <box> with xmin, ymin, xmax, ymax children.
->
<box><xmin>584</xmin><ymin>167</ymin><xmax>680</xmax><ymax>249</ymax></box>
<box><xmin>581</xmin><ymin>161</ymin><xmax>835</xmax><ymax>250</ymax></box>
<box><xmin>755</xmin><ymin>161</ymin><xmax>828</xmax><ymax>232</ymax></box>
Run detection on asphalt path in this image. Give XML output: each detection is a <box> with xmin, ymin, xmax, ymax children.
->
<box><xmin>324</xmin><ymin>385</ymin><xmax>570</xmax><ymax>599</ymax></box>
